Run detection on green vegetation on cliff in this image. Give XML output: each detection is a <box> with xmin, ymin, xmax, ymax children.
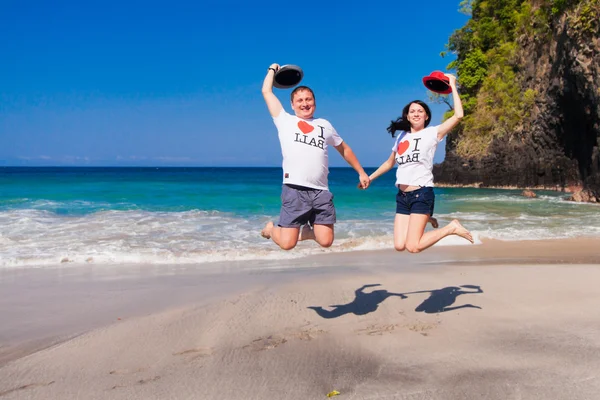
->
<box><xmin>443</xmin><ymin>0</ymin><xmax>599</xmax><ymax>159</ymax></box>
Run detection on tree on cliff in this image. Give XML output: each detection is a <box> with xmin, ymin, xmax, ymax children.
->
<box><xmin>434</xmin><ymin>0</ymin><xmax>599</xmax><ymax>200</ymax></box>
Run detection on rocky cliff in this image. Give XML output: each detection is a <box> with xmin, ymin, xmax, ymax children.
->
<box><xmin>433</xmin><ymin>0</ymin><xmax>600</xmax><ymax>198</ymax></box>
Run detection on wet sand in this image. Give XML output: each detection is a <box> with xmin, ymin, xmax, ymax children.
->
<box><xmin>1</xmin><ymin>238</ymin><xmax>600</xmax><ymax>399</ymax></box>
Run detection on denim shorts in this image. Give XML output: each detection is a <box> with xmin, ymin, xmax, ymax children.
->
<box><xmin>278</xmin><ymin>184</ymin><xmax>336</xmax><ymax>228</ymax></box>
<box><xmin>396</xmin><ymin>186</ymin><xmax>435</xmax><ymax>216</ymax></box>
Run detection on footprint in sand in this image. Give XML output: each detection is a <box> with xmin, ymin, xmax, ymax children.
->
<box><xmin>244</xmin><ymin>335</ymin><xmax>288</xmax><ymax>351</ymax></box>
<box><xmin>173</xmin><ymin>347</ymin><xmax>213</xmax><ymax>362</ymax></box>
<box><xmin>109</xmin><ymin>376</ymin><xmax>161</xmax><ymax>390</ymax></box>
<box><xmin>109</xmin><ymin>367</ymin><xmax>146</xmax><ymax>375</ymax></box>
<box><xmin>356</xmin><ymin>322</ymin><xmax>438</xmax><ymax>336</ymax></box>
<box><xmin>244</xmin><ymin>329</ymin><xmax>327</xmax><ymax>351</ymax></box>
<box><xmin>293</xmin><ymin>329</ymin><xmax>326</xmax><ymax>341</ymax></box>
<box><xmin>136</xmin><ymin>376</ymin><xmax>160</xmax><ymax>385</ymax></box>
<box><xmin>356</xmin><ymin>324</ymin><xmax>399</xmax><ymax>336</ymax></box>
<box><xmin>0</xmin><ymin>381</ymin><xmax>55</xmax><ymax>397</ymax></box>
<box><xmin>405</xmin><ymin>321</ymin><xmax>438</xmax><ymax>336</ymax></box>
<box><xmin>173</xmin><ymin>347</ymin><xmax>212</xmax><ymax>356</ymax></box>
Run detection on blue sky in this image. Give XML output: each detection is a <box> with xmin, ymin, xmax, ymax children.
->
<box><xmin>0</xmin><ymin>0</ymin><xmax>470</xmax><ymax>167</ymax></box>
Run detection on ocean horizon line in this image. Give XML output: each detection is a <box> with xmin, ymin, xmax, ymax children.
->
<box><xmin>0</xmin><ymin>165</ymin><xmax>385</xmax><ymax>170</ymax></box>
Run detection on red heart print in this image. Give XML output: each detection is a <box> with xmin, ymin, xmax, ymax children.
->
<box><xmin>397</xmin><ymin>140</ymin><xmax>409</xmax><ymax>155</ymax></box>
<box><xmin>298</xmin><ymin>120</ymin><xmax>314</xmax><ymax>134</ymax></box>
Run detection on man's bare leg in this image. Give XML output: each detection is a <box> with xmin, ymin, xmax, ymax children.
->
<box><xmin>313</xmin><ymin>224</ymin><xmax>334</xmax><ymax>248</ymax></box>
<box><xmin>299</xmin><ymin>224</ymin><xmax>315</xmax><ymax>241</ymax></box>
<box><xmin>261</xmin><ymin>221</ymin><xmax>274</xmax><ymax>239</ymax></box>
<box><xmin>261</xmin><ymin>221</ymin><xmax>300</xmax><ymax>250</ymax></box>
<box><xmin>297</xmin><ymin>223</ymin><xmax>333</xmax><ymax>248</ymax></box>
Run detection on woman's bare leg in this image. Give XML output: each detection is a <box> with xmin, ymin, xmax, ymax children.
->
<box><xmin>405</xmin><ymin>216</ymin><xmax>473</xmax><ymax>253</ymax></box>
<box><xmin>393</xmin><ymin>214</ymin><xmax>411</xmax><ymax>251</ymax></box>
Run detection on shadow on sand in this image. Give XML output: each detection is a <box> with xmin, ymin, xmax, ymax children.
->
<box><xmin>308</xmin><ymin>284</ymin><xmax>483</xmax><ymax>319</ymax></box>
<box><xmin>307</xmin><ymin>284</ymin><xmax>406</xmax><ymax>319</ymax></box>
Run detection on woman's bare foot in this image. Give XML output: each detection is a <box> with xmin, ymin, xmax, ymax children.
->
<box><xmin>299</xmin><ymin>224</ymin><xmax>315</xmax><ymax>241</ymax></box>
<box><xmin>448</xmin><ymin>219</ymin><xmax>473</xmax><ymax>243</ymax></box>
<box><xmin>261</xmin><ymin>221</ymin><xmax>274</xmax><ymax>239</ymax></box>
<box><xmin>429</xmin><ymin>217</ymin><xmax>439</xmax><ymax>228</ymax></box>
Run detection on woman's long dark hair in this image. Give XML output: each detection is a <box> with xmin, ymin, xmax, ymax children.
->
<box><xmin>386</xmin><ymin>100</ymin><xmax>432</xmax><ymax>137</ymax></box>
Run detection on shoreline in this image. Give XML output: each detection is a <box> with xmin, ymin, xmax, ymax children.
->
<box><xmin>5</xmin><ymin>233</ymin><xmax>600</xmax><ymax>270</ymax></box>
<box><xmin>434</xmin><ymin>182</ymin><xmax>575</xmax><ymax>192</ymax></box>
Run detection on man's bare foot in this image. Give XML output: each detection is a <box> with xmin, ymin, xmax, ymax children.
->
<box><xmin>299</xmin><ymin>224</ymin><xmax>315</xmax><ymax>241</ymax></box>
<box><xmin>429</xmin><ymin>217</ymin><xmax>439</xmax><ymax>228</ymax></box>
<box><xmin>448</xmin><ymin>219</ymin><xmax>473</xmax><ymax>243</ymax></box>
<box><xmin>261</xmin><ymin>221</ymin><xmax>274</xmax><ymax>239</ymax></box>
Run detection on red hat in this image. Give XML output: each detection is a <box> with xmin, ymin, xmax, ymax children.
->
<box><xmin>422</xmin><ymin>71</ymin><xmax>451</xmax><ymax>94</ymax></box>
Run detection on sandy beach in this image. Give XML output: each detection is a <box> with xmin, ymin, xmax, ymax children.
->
<box><xmin>1</xmin><ymin>238</ymin><xmax>600</xmax><ymax>399</ymax></box>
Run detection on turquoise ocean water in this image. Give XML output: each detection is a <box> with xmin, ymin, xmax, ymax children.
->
<box><xmin>1</xmin><ymin>167</ymin><xmax>598</xmax><ymax>268</ymax></box>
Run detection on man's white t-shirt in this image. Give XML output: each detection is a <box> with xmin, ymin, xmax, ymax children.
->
<box><xmin>392</xmin><ymin>125</ymin><xmax>440</xmax><ymax>187</ymax></box>
<box><xmin>273</xmin><ymin>110</ymin><xmax>343</xmax><ymax>190</ymax></box>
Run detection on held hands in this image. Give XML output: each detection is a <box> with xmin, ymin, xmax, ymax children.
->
<box><xmin>357</xmin><ymin>173</ymin><xmax>371</xmax><ymax>189</ymax></box>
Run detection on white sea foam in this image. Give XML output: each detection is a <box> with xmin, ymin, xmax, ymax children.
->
<box><xmin>0</xmin><ymin>206</ymin><xmax>598</xmax><ymax>268</ymax></box>
<box><xmin>444</xmin><ymin>195</ymin><xmax>540</xmax><ymax>203</ymax></box>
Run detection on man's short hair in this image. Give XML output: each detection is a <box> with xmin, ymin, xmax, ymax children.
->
<box><xmin>291</xmin><ymin>86</ymin><xmax>315</xmax><ymax>102</ymax></box>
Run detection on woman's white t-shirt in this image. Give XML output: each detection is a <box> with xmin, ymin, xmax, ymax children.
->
<box><xmin>392</xmin><ymin>125</ymin><xmax>440</xmax><ymax>187</ymax></box>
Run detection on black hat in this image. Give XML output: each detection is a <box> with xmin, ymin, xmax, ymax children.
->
<box><xmin>273</xmin><ymin>65</ymin><xmax>303</xmax><ymax>89</ymax></box>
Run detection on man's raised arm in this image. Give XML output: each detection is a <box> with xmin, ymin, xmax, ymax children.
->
<box><xmin>262</xmin><ymin>63</ymin><xmax>284</xmax><ymax>117</ymax></box>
